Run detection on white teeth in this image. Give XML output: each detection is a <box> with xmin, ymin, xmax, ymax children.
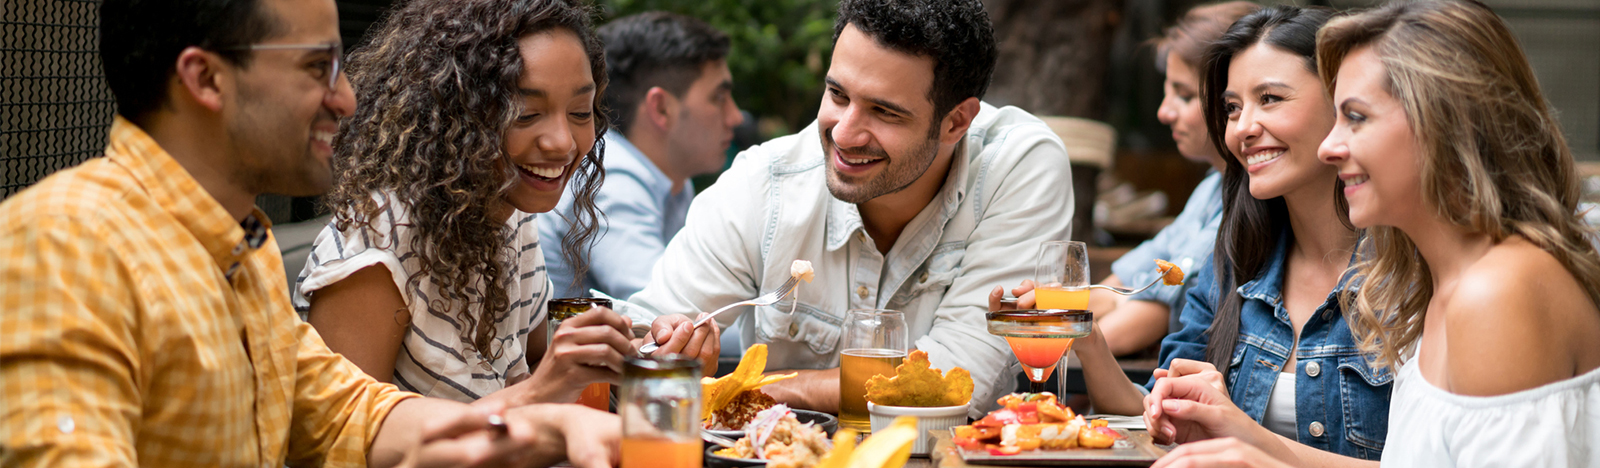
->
<box><xmin>517</xmin><ymin>163</ymin><xmax>563</xmax><ymax>179</ymax></box>
<box><xmin>1246</xmin><ymin>150</ymin><xmax>1285</xmax><ymax>166</ymax></box>
<box><xmin>843</xmin><ymin>157</ymin><xmax>879</xmax><ymax>165</ymax></box>
<box><xmin>312</xmin><ymin>131</ymin><xmax>334</xmax><ymax>145</ymax></box>
<box><xmin>1345</xmin><ymin>175</ymin><xmax>1369</xmax><ymax>185</ymax></box>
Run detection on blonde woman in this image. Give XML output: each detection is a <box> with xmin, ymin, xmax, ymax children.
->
<box><xmin>1146</xmin><ymin>2</ymin><xmax>1600</xmax><ymax>467</ymax></box>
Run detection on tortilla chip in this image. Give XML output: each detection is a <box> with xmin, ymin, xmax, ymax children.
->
<box><xmin>815</xmin><ymin>429</ymin><xmax>858</xmax><ymax>468</ymax></box>
<box><xmin>864</xmin><ymin>349</ymin><xmax>973</xmax><ymax>407</ymax></box>
<box><xmin>701</xmin><ymin>344</ymin><xmax>798</xmax><ymax>419</ymax></box>
<box><xmin>850</xmin><ymin>416</ymin><xmax>918</xmax><ymax>468</ymax></box>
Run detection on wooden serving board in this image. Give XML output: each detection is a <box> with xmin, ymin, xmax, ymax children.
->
<box><xmin>927</xmin><ymin>429</ymin><xmax>1167</xmax><ymax>467</ymax></box>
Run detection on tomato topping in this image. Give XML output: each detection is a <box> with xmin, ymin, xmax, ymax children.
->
<box><xmin>986</xmin><ymin>445</ymin><xmax>1022</xmax><ymax>456</ymax></box>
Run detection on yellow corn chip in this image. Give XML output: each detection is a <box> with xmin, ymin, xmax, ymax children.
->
<box><xmin>863</xmin><ymin>350</ymin><xmax>973</xmax><ymax>407</ymax></box>
<box><xmin>816</xmin><ymin>429</ymin><xmax>859</xmax><ymax>468</ymax></box>
<box><xmin>700</xmin><ymin>344</ymin><xmax>798</xmax><ymax>419</ymax></box>
<box><xmin>848</xmin><ymin>416</ymin><xmax>917</xmax><ymax>468</ymax></box>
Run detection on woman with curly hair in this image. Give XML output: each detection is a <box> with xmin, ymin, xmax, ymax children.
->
<box><xmin>291</xmin><ymin>0</ymin><xmax>638</xmax><ymax>407</ymax></box>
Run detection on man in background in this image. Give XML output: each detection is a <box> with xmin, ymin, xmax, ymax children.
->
<box><xmin>541</xmin><ymin>11</ymin><xmax>745</xmax><ymax>299</ymax></box>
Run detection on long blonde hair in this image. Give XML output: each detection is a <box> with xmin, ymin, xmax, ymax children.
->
<box><xmin>1317</xmin><ymin>0</ymin><xmax>1600</xmax><ymax>370</ymax></box>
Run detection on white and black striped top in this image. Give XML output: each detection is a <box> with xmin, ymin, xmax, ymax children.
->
<box><xmin>291</xmin><ymin>192</ymin><xmax>548</xmax><ymax>403</ymax></box>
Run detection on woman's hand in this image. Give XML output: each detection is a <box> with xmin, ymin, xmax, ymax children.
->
<box><xmin>1150</xmin><ymin>359</ymin><xmax>1228</xmax><ymax>396</ymax></box>
<box><xmin>988</xmin><ymin>279</ymin><xmax>1038</xmax><ymax>312</ymax></box>
<box><xmin>518</xmin><ymin>306</ymin><xmax>635</xmax><ymax>405</ymax></box>
<box><xmin>646</xmin><ymin>312</ymin><xmax>720</xmax><ymax>374</ymax></box>
<box><xmin>1150</xmin><ymin>438</ymin><xmax>1299</xmax><ymax>468</ymax></box>
<box><xmin>1143</xmin><ymin>372</ymin><xmax>1288</xmax><ymax>460</ymax></box>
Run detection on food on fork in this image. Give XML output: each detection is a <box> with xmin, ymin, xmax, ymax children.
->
<box><xmin>790</xmin><ymin>259</ymin><xmax>815</xmax><ymax>283</ymax></box>
<box><xmin>1154</xmin><ymin>259</ymin><xmax>1184</xmax><ymax>285</ymax></box>
<box><xmin>703</xmin><ymin>344</ymin><xmax>797</xmax><ymax>430</ymax></box>
<box><xmin>863</xmin><ymin>349</ymin><xmax>973</xmax><ymax>407</ymax></box>
<box><xmin>950</xmin><ymin>392</ymin><xmax>1124</xmax><ymax>455</ymax></box>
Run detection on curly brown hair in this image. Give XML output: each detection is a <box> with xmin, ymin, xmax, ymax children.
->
<box><xmin>326</xmin><ymin>0</ymin><xmax>608</xmax><ymax>359</ymax></box>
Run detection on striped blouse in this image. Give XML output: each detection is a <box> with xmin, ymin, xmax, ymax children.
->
<box><xmin>292</xmin><ymin>192</ymin><xmax>549</xmax><ymax>403</ymax></box>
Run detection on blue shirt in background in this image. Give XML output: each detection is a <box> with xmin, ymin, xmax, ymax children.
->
<box><xmin>540</xmin><ymin>131</ymin><xmax>696</xmax><ymax>299</ymax></box>
<box><xmin>1110</xmin><ymin>170</ymin><xmax>1223</xmax><ymax>334</ymax></box>
<box><xmin>1150</xmin><ymin>229</ymin><xmax>1392</xmax><ymax>460</ymax></box>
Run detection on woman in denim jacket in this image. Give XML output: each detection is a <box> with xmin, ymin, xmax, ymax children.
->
<box><xmin>995</xmin><ymin>5</ymin><xmax>1391</xmax><ymax>463</ymax></box>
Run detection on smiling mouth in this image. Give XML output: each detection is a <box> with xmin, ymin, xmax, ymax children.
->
<box><xmin>516</xmin><ymin>162</ymin><xmax>564</xmax><ymax>180</ymax></box>
<box><xmin>312</xmin><ymin>130</ymin><xmax>334</xmax><ymax>146</ymax></box>
<box><xmin>1245</xmin><ymin>150</ymin><xmax>1285</xmax><ymax>166</ymax></box>
<box><xmin>1344</xmin><ymin>175</ymin><xmax>1369</xmax><ymax>186</ymax></box>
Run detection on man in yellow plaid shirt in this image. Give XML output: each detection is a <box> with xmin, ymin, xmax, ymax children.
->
<box><xmin>0</xmin><ymin>0</ymin><xmax>618</xmax><ymax>466</ymax></box>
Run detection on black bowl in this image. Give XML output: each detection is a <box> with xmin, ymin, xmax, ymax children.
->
<box><xmin>704</xmin><ymin>408</ymin><xmax>840</xmax><ymax>441</ymax></box>
<box><xmin>704</xmin><ymin>445</ymin><xmax>765</xmax><ymax>468</ymax></box>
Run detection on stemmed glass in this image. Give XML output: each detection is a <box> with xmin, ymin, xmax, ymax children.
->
<box><xmin>1034</xmin><ymin>240</ymin><xmax>1091</xmax><ymax>310</ymax></box>
<box><xmin>987</xmin><ymin>309</ymin><xmax>1092</xmax><ymax>393</ymax></box>
<box><xmin>838</xmin><ymin>309</ymin><xmax>907</xmax><ymax>432</ymax></box>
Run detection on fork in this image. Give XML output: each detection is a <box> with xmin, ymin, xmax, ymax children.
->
<box><xmin>638</xmin><ymin>276</ymin><xmax>801</xmax><ymax>355</ymax></box>
<box><xmin>1089</xmin><ymin>264</ymin><xmax>1176</xmax><ymax>296</ymax></box>
<box><xmin>702</xmin><ymin>430</ymin><xmax>738</xmax><ymax>448</ymax></box>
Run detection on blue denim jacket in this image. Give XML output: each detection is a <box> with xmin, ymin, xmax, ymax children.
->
<box><xmin>1148</xmin><ymin>230</ymin><xmax>1392</xmax><ymax>460</ymax></box>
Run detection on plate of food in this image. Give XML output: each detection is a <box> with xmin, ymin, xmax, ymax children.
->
<box><xmin>950</xmin><ymin>393</ymin><xmax>1166</xmax><ymax>466</ymax></box>
<box><xmin>702</xmin><ymin>344</ymin><xmax>839</xmax><ymax>440</ymax></box>
<box><xmin>709</xmin><ymin>410</ymin><xmax>924</xmax><ymax>468</ymax></box>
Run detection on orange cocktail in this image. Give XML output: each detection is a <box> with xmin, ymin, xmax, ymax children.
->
<box><xmin>1035</xmin><ymin>286</ymin><xmax>1090</xmax><ymax>310</ymax></box>
<box><xmin>576</xmin><ymin>382</ymin><xmax>609</xmax><ymax>411</ymax></box>
<box><xmin>621</xmin><ymin>437</ymin><xmax>700</xmax><ymax>468</ymax></box>
<box><xmin>987</xmin><ymin>309</ymin><xmax>1092</xmax><ymax>393</ymax></box>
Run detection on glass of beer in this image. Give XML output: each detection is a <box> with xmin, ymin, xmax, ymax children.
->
<box><xmin>838</xmin><ymin>309</ymin><xmax>907</xmax><ymax>432</ymax></box>
<box><xmin>619</xmin><ymin>356</ymin><xmax>702</xmax><ymax>468</ymax></box>
<box><xmin>547</xmin><ymin>297</ymin><xmax>614</xmax><ymax>411</ymax></box>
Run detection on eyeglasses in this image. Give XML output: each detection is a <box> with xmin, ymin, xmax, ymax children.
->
<box><xmin>225</xmin><ymin>43</ymin><xmax>343</xmax><ymax>90</ymax></box>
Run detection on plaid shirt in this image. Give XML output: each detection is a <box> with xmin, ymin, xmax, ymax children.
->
<box><xmin>0</xmin><ymin>117</ymin><xmax>417</xmax><ymax>467</ymax></box>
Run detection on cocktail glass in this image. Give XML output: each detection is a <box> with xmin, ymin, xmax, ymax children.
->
<box><xmin>1034</xmin><ymin>240</ymin><xmax>1091</xmax><ymax>310</ymax></box>
<box><xmin>986</xmin><ymin>309</ymin><xmax>1093</xmax><ymax>393</ymax></box>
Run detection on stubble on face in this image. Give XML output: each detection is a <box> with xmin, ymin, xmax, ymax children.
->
<box><xmin>226</xmin><ymin>79</ymin><xmax>335</xmax><ymax>197</ymax></box>
<box><xmin>821</xmin><ymin>122</ymin><xmax>941</xmax><ymax>205</ymax></box>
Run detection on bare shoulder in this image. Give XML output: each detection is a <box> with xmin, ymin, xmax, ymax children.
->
<box><xmin>1442</xmin><ymin>237</ymin><xmax>1600</xmax><ymax>396</ymax></box>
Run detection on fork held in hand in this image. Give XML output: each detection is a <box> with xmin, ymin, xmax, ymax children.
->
<box><xmin>638</xmin><ymin>276</ymin><xmax>801</xmax><ymax>355</ymax></box>
<box><xmin>1088</xmin><ymin>265</ymin><xmax>1176</xmax><ymax>296</ymax></box>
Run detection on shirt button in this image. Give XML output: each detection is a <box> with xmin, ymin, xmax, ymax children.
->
<box><xmin>857</xmin><ymin>286</ymin><xmax>869</xmax><ymax>299</ymax></box>
<box><xmin>1180</xmin><ymin>257</ymin><xmax>1194</xmax><ymax>270</ymax></box>
<box><xmin>1306</xmin><ymin>361</ymin><xmax>1321</xmax><ymax>377</ymax></box>
<box><xmin>919</xmin><ymin>271</ymin><xmax>929</xmax><ymax>283</ymax></box>
<box><xmin>1309</xmin><ymin>421</ymin><xmax>1325</xmax><ymax>437</ymax></box>
<box><xmin>57</xmin><ymin>416</ymin><xmax>75</xmax><ymax>434</ymax></box>
<box><xmin>789</xmin><ymin>322</ymin><xmax>800</xmax><ymax>337</ymax></box>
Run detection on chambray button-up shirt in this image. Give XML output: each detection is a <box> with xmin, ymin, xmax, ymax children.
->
<box><xmin>541</xmin><ymin>131</ymin><xmax>695</xmax><ymax>298</ymax></box>
<box><xmin>619</xmin><ymin>103</ymin><xmax>1075</xmax><ymax>416</ymax></box>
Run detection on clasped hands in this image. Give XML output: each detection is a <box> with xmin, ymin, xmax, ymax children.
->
<box><xmin>1143</xmin><ymin>359</ymin><xmax>1300</xmax><ymax>468</ymax></box>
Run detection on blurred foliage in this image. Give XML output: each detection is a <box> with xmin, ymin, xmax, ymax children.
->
<box><xmin>597</xmin><ymin>0</ymin><xmax>838</xmax><ymax>137</ymax></box>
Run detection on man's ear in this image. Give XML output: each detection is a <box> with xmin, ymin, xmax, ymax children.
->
<box><xmin>937</xmin><ymin>97</ymin><xmax>982</xmax><ymax>146</ymax></box>
<box><xmin>641</xmin><ymin>86</ymin><xmax>679</xmax><ymax>132</ymax></box>
<box><xmin>172</xmin><ymin>46</ymin><xmax>228</xmax><ymax>113</ymax></box>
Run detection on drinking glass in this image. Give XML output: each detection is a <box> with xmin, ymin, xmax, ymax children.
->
<box><xmin>986</xmin><ymin>309</ymin><xmax>1093</xmax><ymax>393</ymax></box>
<box><xmin>547</xmin><ymin>297</ymin><xmax>614</xmax><ymax>411</ymax></box>
<box><xmin>838</xmin><ymin>309</ymin><xmax>907</xmax><ymax>432</ymax></box>
<box><xmin>1034</xmin><ymin>240</ymin><xmax>1090</xmax><ymax>397</ymax></box>
<box><xmin>619</xmin><ymin>356</ymin><xmax>702</xmax><ymax>468</ymax></box>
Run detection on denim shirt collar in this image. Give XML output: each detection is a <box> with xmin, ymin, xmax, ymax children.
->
<box><xmin>605</xmin><ymin>130</ymin><xmax>679</xmax><ymax>199</ymax></box>
<box><xmin>1236</xmin><ymin>227</ymin><xmax>1361</xmax><ymax>312</ymax></box>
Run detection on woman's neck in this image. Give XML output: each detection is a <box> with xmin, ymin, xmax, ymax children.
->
<box><xmin>1398</xmin><ymin>211</ymin><xmax>1493</xmax><ymax>292</ymax></box>
<box><xmin>1282</xmin><ymin>181</ymin><xmax>1356</xmax><ymax>268</ymax></box>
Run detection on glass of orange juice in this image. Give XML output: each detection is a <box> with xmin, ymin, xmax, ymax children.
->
<box><xmin>839</xmin><ymin>309</ymin><xmax>907</xmax><ymax>433</ymax></box>
<box><xmin>547</xmin><ymin>297</ymin><xmax>614</xmax><ymax>411</ymax></box>
<box><xmin>619</xmin><ymin>356</ymin><xmax>701</xmax><ymax>468</ymax></box>
<box><xmin>1033</xmin><ymin>240</ymin><xmax>1090</xmax><ymax>397</ymax></box>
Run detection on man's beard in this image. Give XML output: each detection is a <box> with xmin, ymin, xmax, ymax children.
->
<box><xmin>822</xmin><ymin>125</ymin><xmax>940</xmax><ymax>205</ymax></box>
<box><xmin>226</xmin><ymin>84</ymin><xmax>334</xmax><ymax>197</ymax></box>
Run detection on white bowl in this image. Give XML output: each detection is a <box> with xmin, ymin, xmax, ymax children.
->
<box><xmin>867</xmin><ymin>402</ymin><xmax>970</xmax><ymax>455</ymax></box>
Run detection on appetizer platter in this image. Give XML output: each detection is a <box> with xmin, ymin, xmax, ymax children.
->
<box><xmin>947</xmin><ymin>393</ymin><xmax>1166</xmax><ymax>466</ymax></box>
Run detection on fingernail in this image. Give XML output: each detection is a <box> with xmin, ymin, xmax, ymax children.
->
<box><xmin>1164</xmin><ymin>426</ymin><xmax>1175</xmax><ymax>438</ymax></box>
<box><xmin>1162</xmin><ymin>400</ymin><xmax>1180</xmax><ymax>412</ymax></box>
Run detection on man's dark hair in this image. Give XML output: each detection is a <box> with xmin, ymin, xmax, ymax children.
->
<box><xmin>99</xmin><ymin>0</ymin><xmax>281</xmax><ymax>124</ymax></box>
<box><xmin>598</xmin><ymin>12</ymin><xmax>730</xmax><ymax>132</ymax></box>
<box><xmin>833</xmin><ymin>0</ymin><xmax>997</xmax><ymax>120</ymax></box>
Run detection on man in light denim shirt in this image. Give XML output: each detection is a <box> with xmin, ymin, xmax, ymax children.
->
<box><xmin>625</xmin><ymin>0</ymin><xmax>1074</xmax><ymax>418</ymax></box>
<box><xmin>542</xmin><ymin>12</ymin><xmax>744</xmax><ymax>298</ymax></box>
